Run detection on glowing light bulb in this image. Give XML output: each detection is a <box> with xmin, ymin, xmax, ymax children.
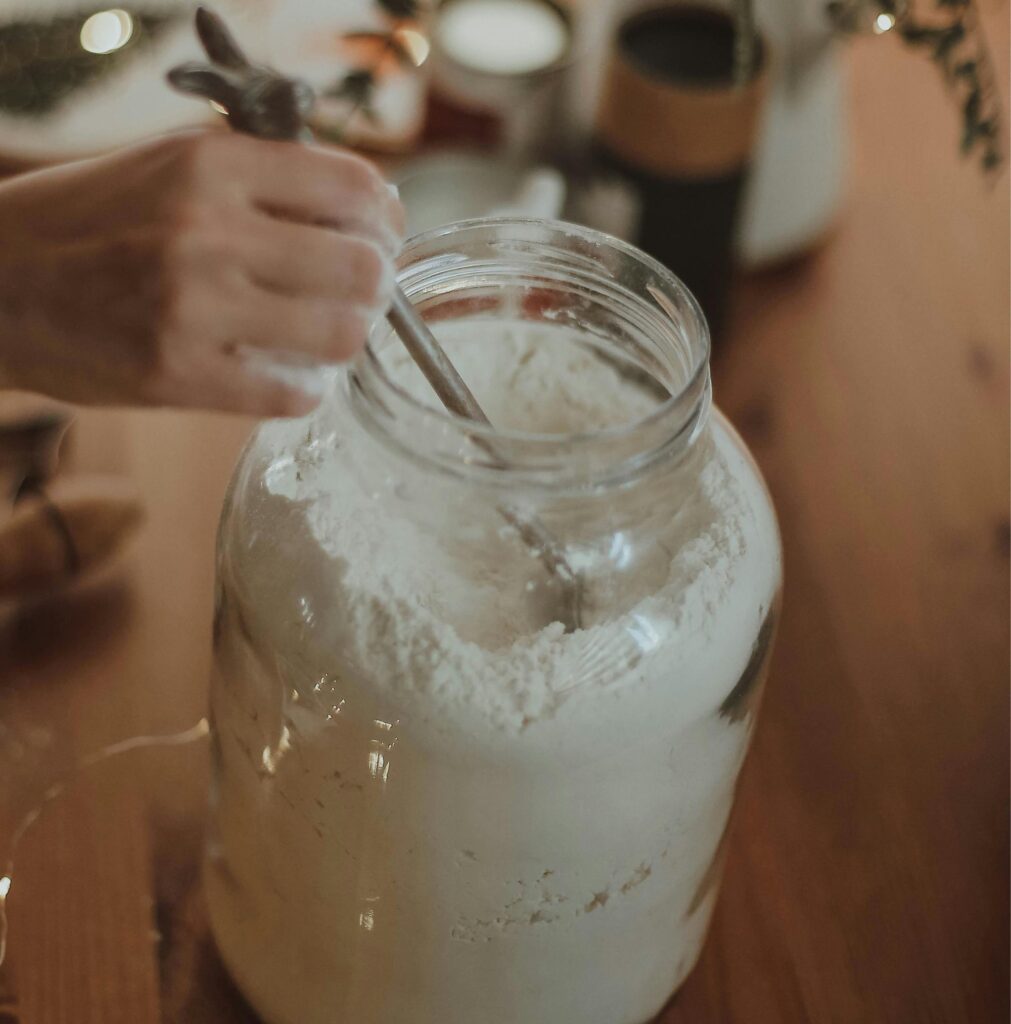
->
<box><xmin>873</xmin><ymin>11</ymin><xmax>896</xmax><ymax>33</ymax></box>
<box><xmin>80</xmin><ymin>9</ymin><xmax>134</xmax><ymax>54</ymax></box>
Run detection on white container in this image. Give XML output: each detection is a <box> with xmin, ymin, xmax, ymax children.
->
<box><xmin>736</xmin><ymin>0</ymin><xmax>847</xmax><ymax>264</ymax></box>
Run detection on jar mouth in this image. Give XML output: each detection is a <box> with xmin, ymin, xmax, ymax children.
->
<box><xmin>347</xmin><ymin>217</ymin><xmax>711</xmax><ymax>491</ymax></box>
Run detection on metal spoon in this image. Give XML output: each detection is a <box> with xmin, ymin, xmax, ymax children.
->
<box><xmin>168</xmin><ymin>7</ymin><xmax>583</xmax><ymax>631</ymax></box>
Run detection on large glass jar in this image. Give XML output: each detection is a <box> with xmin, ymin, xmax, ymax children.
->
<box><xmin>206</xmin><ymin>219</ymin><xmax>782</xmax><ymax>1024</ymax></box>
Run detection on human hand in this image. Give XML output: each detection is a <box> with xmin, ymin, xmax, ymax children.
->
<box><xmin>0</xmin><ymin>130</ymin><xmax>405</xmax><ymax>416</ymax></box>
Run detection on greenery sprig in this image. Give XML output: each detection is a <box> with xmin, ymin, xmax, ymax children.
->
<box><xmin>0</xmin><ymin>7</ymin><xmax>180</xmax><ymax>117</ymax></box>
<box><xmin>827</xmin><ymin>0</ymin><xmax>1002</xmax><ymax>173</ymax></box>
<box><xmin>896</xmin><ymin>0</ymin><xmax>1002</xmax><ymax>171</ymax></box>
<box><xmin>317</xmin><ymin>0</ymin><xmax>424</xmax><ymax>137</ymax></box>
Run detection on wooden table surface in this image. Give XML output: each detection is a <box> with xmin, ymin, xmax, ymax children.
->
<box><xmin>0</xmin><ymin>24</ymin><xmax>1008</xmax><ymax>1024</ymax></box>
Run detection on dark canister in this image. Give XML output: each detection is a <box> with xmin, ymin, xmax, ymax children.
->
<box><xmin>594</xmin><ymin>4</ymin><xmax>768</xmax><ymax>338</ymax></box>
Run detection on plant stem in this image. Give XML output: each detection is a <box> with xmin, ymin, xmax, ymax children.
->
<box><xmin>314</xmin><ymin>33</ymin><xmax>398</xmax><ymax>142</ymax></box>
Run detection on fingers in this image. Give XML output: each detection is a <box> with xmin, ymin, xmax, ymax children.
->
<box><xmin>138</xmin><ymin>133</ymin><xmax>407</xmax><ymax>417</ymax></box>
<box><xmin>165</xmin><ymin>363</ymin><xmax>322</xmax><ymax>418</ymax></box>
<box><xmin>232</xmin><ymin>138</ymin><xmax>406</xmax><ymax>253</ymax></box>
<box><xmin>160</xmin><ymin>132</ymin><xmax>403</xmax><ymax>309</ymax></box>
<box><xmin>203</xmin><ymin>357</ymin><xmax>324</xmax><ymax>418</ymax></box>
<box><xmin>241</xmin><ymin>219</ymin><xmax>394</xmax><ymax>309</ymax></box>
<box><xmin>145</xmin><ymin>333</ymin><xmax>326</xmax><ymax>418</ymax></box>
<box><xmin>227</xmin><ymin>291</ymin><xmax>374</xmax><ymax>363</ymax></box>
<box><xmin>140</xmin><ymin>336</ymin><xmax>324</xmax><ymax>417</ymax></box>
<box><xmin>146</xmin><ymin>254</ymin><xmax>372</xmax><ymax>417</ymax></box>
<box><xmin>156</xmin><ymin>132</ymin><xmax>405</xmax><ymax>253</ymax></box>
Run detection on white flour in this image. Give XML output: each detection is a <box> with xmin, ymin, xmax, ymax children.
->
<box><xmin>206</xmin><ymin>321</ymin><xmax>781</xmax><ymax>1024</ymax></box>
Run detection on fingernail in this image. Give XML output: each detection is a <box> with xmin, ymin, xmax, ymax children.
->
<box><xmin>386</xmin><ymin>182</ymin><xmax>400</xmax><ymax>201</ymax></box>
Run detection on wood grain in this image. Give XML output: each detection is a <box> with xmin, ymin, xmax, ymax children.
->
<box><xmin>0</xmin><ymin>20</ymin><xmax>1008</xmax><ymax>1024</ymax></box>
<box><xmin>664</xmin><ymin>17</ymin><xmax>1010</xmax><ymax>1022</ymax></box>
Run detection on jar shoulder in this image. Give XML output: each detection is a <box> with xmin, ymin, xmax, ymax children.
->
<box><xmin>707</xmin><ymin>405</ymin><xmax>781</xmax><ymax>556</ymax></box>
<box><xmin>212</xmin><ymin>402</ymin><xmax>783</xmax><ymax>754</ymax></box>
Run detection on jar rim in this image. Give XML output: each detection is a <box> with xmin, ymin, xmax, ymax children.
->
<box><xmin>348</xmin><ymin>217</ymin><xmax>712</xmax><ymax>490</ymax></box>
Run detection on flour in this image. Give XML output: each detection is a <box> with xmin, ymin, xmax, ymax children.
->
<box><xmin>379</xmin><ymin>325</ymin><xmax>661</xmax><ymax>434</ymax></box>
<box><xmin>206</xmin><ymin>319</ymin><xmax>782</xmax><ymax>1024</ymax></box>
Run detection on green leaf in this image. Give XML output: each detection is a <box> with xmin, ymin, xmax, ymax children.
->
<box><xmin>894</xmin><ymin>0</ymin><xmax>1003</xmax><ymax>174</ymax></box>
<box><xmin>975</xmin><ymin>116</ymin><xmax>998</xmax><ymax>139</ymax></box>
<box><xmin>932</xmin><ymin>22</ymin><xmax>965</xmax><ymax>65</ymax></box>
<box><xmin>961</xmin><ymin>89</ymin><xmax>981</xmax><ymax>152</ymax></box>
<box><xmin>898</xmin><ymin>24</ymin><xmax>943</xmax><ymax>46</ymax></box>
<box><xmin>326</xmin><ymin>67</ymin><xmax>375</xmax><ymax>105</ymax></box>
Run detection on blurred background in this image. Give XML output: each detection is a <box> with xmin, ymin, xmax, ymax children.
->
<box><xmin>0</xmin><ymin>0</ymin><xmax>1007</xmax><ymax>1021</ymax></box>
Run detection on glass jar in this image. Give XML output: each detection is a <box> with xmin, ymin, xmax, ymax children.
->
<box><xmin>206</xmin><ymin>219</ymin><xmax>782</xmax><ymax>1024</ymax></box>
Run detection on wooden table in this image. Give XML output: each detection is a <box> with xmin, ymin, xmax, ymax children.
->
<box><xmin>1</xmin><ymin>26</ymin><xmax>1007</xmax><ymax>1024</ymax></box>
